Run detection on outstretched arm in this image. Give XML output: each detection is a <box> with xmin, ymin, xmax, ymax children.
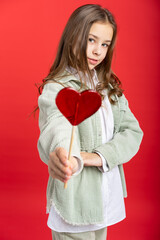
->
<box><xmin>37</xmin><ymin>83</ymin><xmax>84</xmax><ymax>175</ymax></box>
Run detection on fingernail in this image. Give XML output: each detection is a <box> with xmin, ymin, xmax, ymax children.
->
<box><xmin>65</xmin><ymin>175</ymin><xmax>71</xmax><ymax>180</ymax></box>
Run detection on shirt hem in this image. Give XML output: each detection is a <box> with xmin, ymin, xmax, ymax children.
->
<box><xmin>47</xmin><ymin>215</ymin><xmax>126</xmax><ymax>233</ymax></box>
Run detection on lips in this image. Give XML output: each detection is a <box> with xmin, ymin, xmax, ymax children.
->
<box><xmin>88</xmin><ymin>58</ymin><xmax>98</xmax><ymax>65</ymax></box>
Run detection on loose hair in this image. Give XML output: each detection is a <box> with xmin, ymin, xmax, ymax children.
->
<box><xmin>38</xmin><ymin>4</ymin><xmax>123</xmax><ymax>103</ymax></box>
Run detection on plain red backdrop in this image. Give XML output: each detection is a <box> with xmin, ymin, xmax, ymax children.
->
<box><xmin>0</xmin><ymin>0</ymin><xmax>160</xmax><ymax>239</ymax></box>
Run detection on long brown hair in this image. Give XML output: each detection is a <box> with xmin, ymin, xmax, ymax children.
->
<box><xmin>38</xmin><ymin>4</ymin><xmax>123</xmax><ymax>103</ymax></box>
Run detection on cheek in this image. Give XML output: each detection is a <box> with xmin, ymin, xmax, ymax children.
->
<box><xmin>86</xmin><ymin>46</ymin><xmax>89</xmax><ymax>55</ymax></box>
<box><xmin>86</xmin><ymin>43</ymin><xmax>94</xmax><ymax>55</ymax></box>
<box><xmin>102</xmin><ymin>50</ymin><xmax>108</xmax><ymax>60</ymax></box>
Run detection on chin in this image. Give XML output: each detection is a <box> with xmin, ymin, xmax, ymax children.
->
<box><xmin>88</xmin><ymin>64</ymin><xmax>96</xmax><ymax>70</ymax></box>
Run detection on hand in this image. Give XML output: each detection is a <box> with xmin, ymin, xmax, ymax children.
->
<box><xmin>80</xmin><ymin>152</ymin><xmax>102</xmax><ymax>167</ymax></box>
<box><xmin>48</xmin><ymin>147</ymin><xmax>78</xmax><ymax>183</ymax></box>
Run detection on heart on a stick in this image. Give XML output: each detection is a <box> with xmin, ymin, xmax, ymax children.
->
<box><xmin>56</xmin><ymin>87</ymin><xmax>102</xmax><ymax>125</ymax></box>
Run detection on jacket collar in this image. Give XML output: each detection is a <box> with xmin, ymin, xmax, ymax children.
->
<box><xmin>58</xmin><ymin>67</ymin><xmax>118</xmax><ymax>101</ymax></box>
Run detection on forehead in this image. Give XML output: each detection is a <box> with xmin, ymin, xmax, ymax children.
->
<box><xmin>89</xmin><ymin>21</ymin><xmax>113</xmax><ymax>41</ymax></box>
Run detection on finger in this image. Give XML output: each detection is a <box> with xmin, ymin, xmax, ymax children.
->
<box><xmin>51</xmin><ymin>163</ymin><xmax>71</xmax><ymax>180</ymax></box>
<box><xmin>55</xmin><ymin>158</ymin><xmax>72</xmax><ymax>176</ymax></box>
<box><xmin>50</xmin><ymin>155</ymin><xmax>72</xmax><ymax>176</ymax></box>
<box><xmin>67</xmin><ymin>160</ymin><xmax>73</xmax><ymax>171</ymax></box>
<box><xmin>48</xmin><ymin>154</ymin><xmax>72</xmax><ymax>178</ymax></box>
<box><xmin>49</xmin><ymin>151</ymin><xmax>72</xmax><ymax>176</ymax></box>
<box><xmin>49</xmin><ymin>151</ymin><xmax>64</xmax><ymax>170</ymax></box>
<box><xmin>49</xmin><ymin>169</ymin><xmax>68</xmax><ymax>183</ymax></box>
<box><xmin>55</xmin><ymin>147</ymin><xmax>69</xmax><ymax>166</ymax></box>
<box><xmin>49</xmin><ymin>168</ymin><xmax>71</xmax><ymax>183</ymax></box>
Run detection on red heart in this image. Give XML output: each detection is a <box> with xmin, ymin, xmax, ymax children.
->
<box><xmin>56</xmin><ymin>88</ymin><xmax>102</xmax><ymax>125</ymax></box>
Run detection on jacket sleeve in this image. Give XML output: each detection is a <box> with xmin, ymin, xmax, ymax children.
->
<box><xmin>93</xmin><ymin>94</ymin><xmax>143</xmax><ymax>171</ymax></box>
<box><xmin>37</xmin><ymin>83</ymin><xmax>83</xmax><ymax>174</ymax></box>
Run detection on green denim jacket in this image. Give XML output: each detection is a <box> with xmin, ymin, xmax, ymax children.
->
<box><xmin>37</xmin><ymin>71</ymin><xmax>143</xmax><ymax>225</ymax></box>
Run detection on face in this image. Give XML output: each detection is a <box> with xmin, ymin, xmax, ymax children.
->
<box><xmin>86</xmin><ymin>21</ymin><xmax>113</xmax><ymax>70</ymax></box>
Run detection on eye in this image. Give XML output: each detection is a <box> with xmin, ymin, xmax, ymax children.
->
<box><xmin>102</xmin><ymin>43</ymin><xmax>109</xmax><ymax>48</ymax></box>
<box><xmin>88</xmin><ymin>38</ymin><xmax>95</xmax><ymax>43</ymax></box>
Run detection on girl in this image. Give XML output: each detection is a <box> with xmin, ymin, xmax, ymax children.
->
<box><xmin>37</xmin><ymin>4</ymin><xmax>143</xmax><ymax>240</ymax></box>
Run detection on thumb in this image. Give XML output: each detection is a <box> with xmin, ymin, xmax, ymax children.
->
<box><xmin>55</xmin><ymin>147</ymin><xmax>68</xmax><ymax>166</ymax></box>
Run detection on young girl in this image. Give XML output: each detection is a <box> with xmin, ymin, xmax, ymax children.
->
<box><xmin>37</xmin><ymin>4</ymin><xmax>143</xmax><ymax>240</ymax></box>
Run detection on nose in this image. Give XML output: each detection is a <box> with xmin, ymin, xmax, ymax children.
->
<box><xmin>93</xmin><ymin>44</ymin><xmax>101</xmax><ymax>56</ymax></box>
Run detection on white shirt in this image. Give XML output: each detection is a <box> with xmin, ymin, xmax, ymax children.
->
<box><xmin>47</xmin><ymin>69</ymin><xmax>126</xmax><ymax>232</ymax></box>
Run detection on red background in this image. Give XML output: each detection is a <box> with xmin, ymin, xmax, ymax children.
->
<box><xmin>0</xmin><ymin>0</ymin><xmax>160</xmax><ymax>239</ymax></box>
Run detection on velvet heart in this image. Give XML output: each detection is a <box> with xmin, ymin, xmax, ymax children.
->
<box><xmin>56</xmin><ymin>87</ymin><xmax>102</xmax><ymax>126</ymax></box>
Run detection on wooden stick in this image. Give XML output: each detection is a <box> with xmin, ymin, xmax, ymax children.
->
<box><xmin>64</xmin><ymin>125</ymin><xmax>76</xmax><ymax>189</ymax></box>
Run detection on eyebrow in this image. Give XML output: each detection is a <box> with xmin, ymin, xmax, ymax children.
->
<box><xmin>89</xmin><ymin>33</ymin><xmax>112</xmax><ymax>42</ymax></box>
